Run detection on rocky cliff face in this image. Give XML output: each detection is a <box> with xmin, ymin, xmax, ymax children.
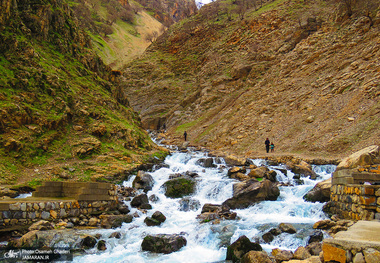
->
<box><xmin>135</xmin><ymin>0</ymin><xmax>198</xmax><ymax>27</ymax></box>
<box><xmin>0</xmin><ymin>0</ymin><xmax>165</xmax><ymax>186</ymax></box>
<box><xmin>121</xmin><ymin>0</ymin><xmax>380</xmax><ymax>159</ymax></box>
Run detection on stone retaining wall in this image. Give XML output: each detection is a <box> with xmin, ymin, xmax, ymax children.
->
<box><xmin>0</xmin><ymin>182</ymin><xmax>118</xmax><ymax>229</ymax></box>
<box><xmin>330</xmin><ymin>183</ymin><xmax>380</xmax><ymax>221</ymax></box>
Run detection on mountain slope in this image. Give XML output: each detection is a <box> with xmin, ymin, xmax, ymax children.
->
<box><xmin>0</xmin><ymin>0</ymin><xmax>166</xmax><ymax>187</ymax></box>
<box><xmin>121</xmin><ymin>0</ymin><xmax>380</xmax><ymax>159</ymax></box>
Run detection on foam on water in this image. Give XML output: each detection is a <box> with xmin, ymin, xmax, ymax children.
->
<box><xmin>73</xmin><ymin>150</ymin><xmax>335</xmax><ymax>262</ymax></box>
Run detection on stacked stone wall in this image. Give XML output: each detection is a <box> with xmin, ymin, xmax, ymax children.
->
<box><xmin>0</xmin><ymin>182</ymin><xmax>118</xmax><ymax>229</ymax></box>
<box><xmin>330</xmin><ymin>184</ymin><xmax>380</xmax><ymax>221</ymax></box>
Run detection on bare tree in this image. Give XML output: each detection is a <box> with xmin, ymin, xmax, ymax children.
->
<box><xmin>144</xmin><ymin>31</ymin><xmax>159</xmax><ymax>43</ymax></box>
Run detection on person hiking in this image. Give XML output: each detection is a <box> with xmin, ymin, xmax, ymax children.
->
<box><xmin>184</xmin><ymin>131</ymin><xmax>187</xmax><ymax>141</ymax></box>
<box><xmin>265</xmin><ymin>138</ymin><xmax>270</xmax><ymax>153</ymax></box>
<box><xmin>270</xmin><ymin>142</ymin><xmax>275</xmax><ymax>152</ymax></box>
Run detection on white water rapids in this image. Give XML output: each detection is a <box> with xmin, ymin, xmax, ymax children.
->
<box><xmin>73</xmin><ymin>149</ymin><xmax>335</xmax><ymax>263</ymax></box>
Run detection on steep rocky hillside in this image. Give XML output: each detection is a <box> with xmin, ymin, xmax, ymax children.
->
<box><xmin>121</xmin><ymin>0</ymin><xmax>380</xmax><ymax>160</ymax></box>
<box><xmin>135</xmin><ymin>0</ymin><xmax>197</xmax><ymax>27</ymax></box>
<box><xmin>0</xmin><ymin>0</ymin><xmax>167</xmax><ymax>188</ymax></box>
<box><xmin>69</xmin><ymin>0</ymin><xmax>197</xmax><ymax>69</ymax></box>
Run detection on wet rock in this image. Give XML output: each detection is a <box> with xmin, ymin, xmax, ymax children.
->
<box><xmin>131</xmin><ymin>193</ymin><xmax>149</xmax><ymax>208</ymax></box>
<box><xmin>241</xmin><ymin>250</ymin><xmax>272</xmax><ymax>263</ymax></box>
<box><xmin>294</xmin><ymin>246</ymin><xmax>312</xmax><ymax>260</ymax></box>
<box><xmin>228</xmin><ymin>166</ymin><xmax>247</xmax><ymax>177</ymax></box>
<box><xmin>196</xmin><ymin>158</ymin><xmax>216</xmax><ymax>168</ymax></box>
<box><xmin>163</xmin><ymin>177</ymin><xmax>196</xmax><ymax>198</ymax></box>
<box><xmin>279</xmin><ymin>223</ymin><xmax>297</xmax><ymax>234</ymax></box>
<box><xmin>141</xmin><ymin>234</ymin><xmax>187</xmax><ymax>254</ymax></box>
<box><xmin>145</xmin><ymin>211</ymin><xmax>166</xmax><ymax>226</ymax></box>
<box><xmin>307</xmin><ymin>230</ymin><xmax>324</xmax><ymax>244</ymax></box>
<box><xmin>264</xmin><ymin>170</ymin><xmax>278</xmax><ymax>182</ymax></box>
<box><xmin>109</xmin><ymin>232</ymin><xmax>121</xmax><ymax>239</ymax></box>
<box><xmin>152</xmin><ymin>211</ymin><xmax>166</xmax><ymax>223</ymax></box>
<box><xmin>99</xmin><ymin>214</ymin><xmax>133</xmax><ymax>229</ymax></box>
<box><xmin>226</xmin><ymin>235</ymin><xmax>262</xmax><ymax>263</ymax></box>
<box><xmin>222</xmin><ymin>179</ymin><xmax>280</xmax><ymax>209</ymax></box>
<box><xmin>28</xmin><ymin>220</ymin><xmax>54</xmax><ymax>231</ymax></box>
<box><xmin>132</xmin><ymin>171</ymin><xmax>154</xmax><ymax>191</ymax></box>
<box><xmin>272</xmin><ymin>248</ymin><xmax>294</xmax><ymax>262</ymax></box>
<box><xmin>287</xmin><ymin>160</ymin><xmax>317</xmax><ymax>179</ymax></box>
<box><xmin>117</xmin><ymin>203</ymin><xmax>130</xmax><ymax>214</ymax></box>
<box><xmin>78</xmin><ymin>235</ymin><xmax>97</xmax><ymax>249</ymax></box>
<box><xmin>306</xmin><ymin>242</ymin><xmax>322</xmax><ymax>256</ymax></box>
<box><xmin>10</xmin><ymin>230</ymin><xmax>41</xmax><ymax>248</ymax></box>
<box><xmin>269</xmin><ymin>227</ymin><xmax>282</xmax><ymax>236</ymax></box>
<box><xmin>140</xmin><ymin>203</ymin><xmax>152</xmax><ymax>209</ymax></box>
<box><xmin>117</xmin><ymin>186</ymin><xmax>136</xmax><ymax>198</ymax></box>
<box><xmin>303</xmin><ymin>178</ymin><xmax>331</xmax><ymax>202</ymax></box>
<box><xmin>144</xmin><ymin>217</ymin><xmax>161</xmax><ymax>226</ymax></box>
<box><xmin>313</xmin><ymin>219</ymin><xmax>336</xmax><ymax>230</ymax></box>
<box><xmin>248</xmin><ymin>166</ymin><xmax>269</xmax><ymax>179</ymax></box>
<box><xmin>97</xmin><ymin>240</ymin><xmax>107</xmax><ymax>251</ymax></box>
<box><xmin>197</xmin><ymin>203</ymin><xmax>237</xmax><ymax>222</ymax></box>
<box><xmin>224</xmin><ymin>155</ymin><xmax>246</xmax><ymax>166</ymax></box>
<box><xmin>262</xmin><ymin>232</ymin><xmax>274</xmax><ymax>243</ymax></box>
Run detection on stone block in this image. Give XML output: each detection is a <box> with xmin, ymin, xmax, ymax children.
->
<box><xmin>50</xmin><ymin>210</ymin><xmax>58</xmax><ymax>219</ymax></box>
<box><xmin>13</xmin><ymin>211</ymin><xmax>23</xmax><ymax>219</ymax></box>
<box><xmin>2</xmin><ymin>211</ymin><xmax>11</xmax><ymax>219</ymax></box>
<box><xmin>28</xmin><ymin>212</ymin><xmax>36</xmax><ymax>219</ymax></box>
<box><xmin>9</xmin><ymin>203</ymin><xmax>20</xmax><ymax>210</ymax></box>
<box><xmin>362</xmin><ymin>187</ymin><xmax>375</xmax><ymax>196</ymax></box>
<box><xmin>364</xmin><ymin>248</ymin><xmax>380</xmax><ymax>263</ymax></box>
<box><xmin>41</xmin><ymin>211</ymin><xmax>50</xmax><ymax>220</ymax></box>
<box><xmin>375</xmin><ymin>188</ymin><xmax>380</xmax><ymax>197</ymax></box>
<box><xmin>359</xmin><ymin>196</ymin><xmax>376</xmax><ymax>206</ymax></box>
<box><xmin>60</xmin><ymin>209</ymin><xmax>67</xmax><ymax>218</ymax></box>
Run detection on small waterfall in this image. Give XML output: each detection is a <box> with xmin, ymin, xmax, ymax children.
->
<box><xmin>73</xmin><ymin>150</ymin><xmax>335</xmax><ymax>263</ymax></box>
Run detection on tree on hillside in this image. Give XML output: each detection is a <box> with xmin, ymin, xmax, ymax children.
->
<box><xmin>235</xmin><ymin>0</ymin><xmax>248</xmax><ymax>20</ymax></box>
<box><xmin>145</xmin><ymin>31</ymin><xmax>159</xmax><ymax>43</ymax></box>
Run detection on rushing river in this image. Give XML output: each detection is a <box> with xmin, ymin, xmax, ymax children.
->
<box><xmin>73</xmin><ymin>148</ymin><xmax>335</xmax><ymax>263</ymax></box>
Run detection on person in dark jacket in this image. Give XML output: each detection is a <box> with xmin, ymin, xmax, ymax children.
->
<box><xmin>184</xmin><ymin>131</ymin><xmax>187</xmax><ymax>141</ymax></box>
<box><xmin>265</xmin><ymin>138</ymin><xmax>270</xmax><ymax>153</ymax></box>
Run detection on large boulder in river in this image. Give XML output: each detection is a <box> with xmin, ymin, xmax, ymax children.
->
<box><xmin>164</xmin><ymin>177</ymin><xmax>196</xmax><ymax>198</ymax></box>
<box><xmin>131</xmin><ymin>193</ymin><xmax>151</xmax><ymax>209</ymax></box>
<box><xmin>222</xmin><ymin>179</ymin><xmax>280</xmax><ymax>209</ymax></box>
<box><xmin>99</xmin><ymin>214</ymin><xmax>133</xmax><ymax>229</ymax></box>
<box><xmin>132</xmin><ymin>171</ymin><xmax>154</xmax><ymax>191</ymax></box>
<box><xmin>336</xmin><ymin>145</ymin><xmax>380</xmax><ymax>170</ymax></box>
<box><xmin>141</xmin><ymin>234</ymin><xmax>187</xmax><ymax>254</ymax></box>
<box><xmin>287</xmin><ymin>160</ymin><xmax>317</xmax><ymax>179</ymax></box>
<box><xmin>303</xmin><ymin>178</ymin><xmax>331</xmax><ymax>202</ymax></box>
<box><xmin>226</xmin><ymin>235</ymin><xmax>262</xmax><ymax>263</ymax></box>
<box><xmin>248</xmin><ymin>166</ymin><xmax>269</xmax><ymax>179</ymax></box>
<box><xmin>228</xmin><ymin>167</ymin><xmax>249</xmax><ymax>181</ymax></box>
<box><xmin>196</xmin><ymin>157</ymin><xmax>216</xmax><ymax>168</ymax></box>
<box><xmin>144</xmin><ymin>211</ymin><xmax>167</xmax><ymax>226</ymax></box>
<box><xmin>197</xmin><ymin>203</ymin><xmax>237</xmax><ymax>222</ymax></box>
